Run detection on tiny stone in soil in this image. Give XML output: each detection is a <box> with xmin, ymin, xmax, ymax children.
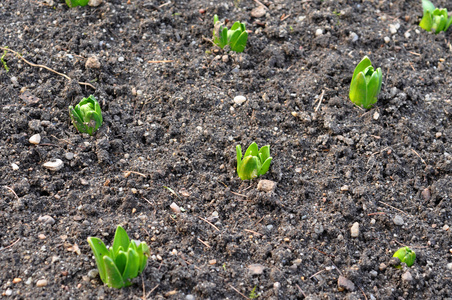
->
<box><xmin>36</xmin><ymin>279</ymin><xmax>48</xmax><ymax>287</ymax></box>
<box><xmin>393</xmin><ymin>215</ymin><xmax>404</xmax><ymax>226</ymax></box>
<box><xmin>350</xmin><ymin>222</ymin><xmax>359</xmax><ymax>237</ymax></box>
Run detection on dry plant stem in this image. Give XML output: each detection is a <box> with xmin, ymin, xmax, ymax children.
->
<box><xmin>411</xmin><ymin>149</ymin><xmax>427</xmax><ymax>165</ymax></box>
<box><xmin>123</xmin><ymin>170</ymin><xmax>148</xmax><ymax>177</ymax></box>
<box><xmin>230</xmin><ymin>191</ymin><xmax>248</xmax><ymax>197</ymax></box>
<box><xmin>379</xmin><ymin>201</ymin><xmax>409</xmax><ymax>215</ymax></box>
<box><xmin>244</xmin><ymin>229</ymin><xmax>262</xmax><ymax>236</ymax></box>
<box><xmin>315</xmin><ymin>90</ymin><xmax>325</xmax><ymax>112</ymax></box>
<box><xmin>148</xmin><ymin>60</ymin><xmax>173</xmax><ymax>63</ymax></box>
<box><xmin>228</xmin><ymin>284</ymin><xmax>250</xmax><ymax>300</ymax></box>
<box><xmin>253</xmin><ymin>0</ymin><xmax>268</xmax><ymax>10</ymax></box>
<box><xmin>197</xmin><ymin>238</ymin><xmax>211</xmax><ymax>248</ymax></box>
<box><xmin>4</xmin><ymin>186</ymin><xmax>19</xmax><ymax>199</ymax></box>
<box><xmin>0</xmin><ymin>46</ymin><xmax>95</xmax><ymax>90</ymax></box>
<box><xmin>198</xmin><ymin>216</ymin><xmax>221</xmax><ymax>232</ymax></box>
<box><xmin>146</xmin><ymin>284</ymin><xmax>159</xmax><ymax>300</ymax></box>
<box><xmin>0</xmin><ymin>238</ymin><xmax>20</xmax><ymax>252</ymax></box>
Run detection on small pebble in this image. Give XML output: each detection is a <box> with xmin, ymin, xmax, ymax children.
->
<box><xmin>349</xmin><ymin>32</ymin><xmax>358</xmax><ymax>42</ymax></box>
<box><xmin>443</xmin><ymin>224</ymin><xmax>449</xmax><ymax>231</ymax></box>
<box><xmin>315</xmin><ymin>28</ymin><xmax>323</xmax><ymax>36</ymax></box>
<box><xmin>373</xmin><ymin>111</ymin><xmax>380</xmax><ymax>120</ymax></box>
<box><xmin>11</xmin><ymin>163</ymin><xmax>19</xmax><ymax>170</ymax></box>
<box><xmin>118</xmin><ymin>57</ymin><xmax>124</xmax><ymax>62</ymax></box>
<box><xmin>447</xmin><ymin>263</ymin><xmax>452</xmax><ymax>270</ymax></box>
<box><xmin>5</xmin><ymin>289</ymin><xmax>12</xmax><ymax>296</ymax></box>
<box><xmin>36</xmin><ymin>279</ymin><xmax>48</xmax><ymax>287</ymax></box>
<box><xmin>43</xmin><ymin>159</ymin><xmax>64</xmax><ymax>171</ymax></box>
<box><xmin>248</xmin><ymin>264</ymin><xmax>265</xmax><ymax>275</ymax></box>
<box><xmin>402</xmin><ymin>271</ymin><xmax>413</xmax><ymax>282</ymax></box>
<box><xmin>186</xmin><ymin>295</ymin><xmax>195</xmax><ymax>300</ymax></box>
<box><xmin>38</xmin><ymin>215</ymin><xmax>55</xmax><ymax>225</ymax></box>
<box><xmin>421</xmin><ymin>188</ymin><xmax>431</xmax><ymax>201</ymax></box>
<box><xmin>340</xmin><ymin>185</ymin><xmax>349</xmax><ymax>191</ymax></box>
<box><xmin>38</xmin><ymin>234</ymin><xmax>46</xmax><ymax>240</ymax></box>
<box><xmin>257</xmin><ymin>180</ymin><xmax>277</xmax><ymax>192</ymax></box>
<box><xmin>393</xmin><ymin>215</ymin><xmax>404</xmax><ymax>226</ymax></box>
<box><xmin>170</xmin><ymin>202</ymin><xmax>181</xmax><ymax>214</ymax></box>
<box><xmin>12</xmin><ymin>278</ymin><xmax>22</xmax><ymax>284</ymax></box>
<box><xmin>29</xmin><ymin>133</ymin><xmax>41</xmax><ymax>145</ymax></box>
<box><xmin>222</xmin><ymin>55</ymin><xmax>229</xmax><ymax>63</ymax></box>
<box><xmin>209</xmin><ymin>259</ymin><xmax>217</xmax><ymax>265</ymax></box>
<box><xmin>65</xmin><ymin>152</ymin><xmax>74</xmax><ymax>160</ymax></box>
<box><xmin>250</xmin><ymin>6</ymin><xmax>266</xmax><ymax>18</ymax></box>
<box><xmin>233</xmin><ymin>95</ymin><xmax>246</xmax><ymax>105</ymax></box>
<box><xmin>88</xmin><ymin>0</ymin><xmax>102</xmax><ymax>6</ymax></box>
<box><xmin>384</xmin><ymin>36</ymin><xmax>391</xmax><ymax>43</ymax></box>
<box><xmin>314</xmin><ymin>223</ymin><xmax>324</xmax><ymax>234</ymax></box>
<box><xmin>198</xmin><ymin>9</ymin><xmax>206</xmax><ymax>14</ymax></box>
<box><xmin>337</xmin><ymin>275</ymin><xmax>355</xmax><ymax>291</ymax></box>
<box><xmin>85</xmin><ymin>56</ymin><xmax>101</xmax><ymax>69</ymax></box>
<box><xmin>350</xmin><ymin>222</ymin><xmax>359</xmax><ymax>237</ymax></box>
<box><xmin>88</xmin><ymin>269</ymin><xmax>99</xmax><ymax>279</ymax></box>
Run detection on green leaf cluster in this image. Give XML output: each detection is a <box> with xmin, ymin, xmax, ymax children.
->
<box><xmin>213</xmin><ymin>15</ymin><xmax>248</xmax><ymax>53</ymax></box>
<box><xmin>236</xmin><ymin>142</ymin><xmax>272</xmax><ymax>180</ymax></box>
<box><xmin>65</xmin><ymin>0</ymin><xmax>89</xmax><ymax>7</ymax></box>
<box><xmin>393</xmin><ymin>246</ymin><xmax>416</xmax><ymax>268</ymax></box>
<box><xmin>69</xmin><ymin>95</ymin><xmax>103</xmax><ymax>136</ymax></box>
<box><xmin>419</xmin><ymin>0</ymin><xmax>452</xmax><ymax>34</ymax></box>
<box><xmin>349</xmin><ymin>56</ymin><xmax>382</xmax><ymax>109</ymax></box>
<box><xmin>87</xmin><ymin>226</ymin><xmax>150</xmax><ymax>288</ymax></box>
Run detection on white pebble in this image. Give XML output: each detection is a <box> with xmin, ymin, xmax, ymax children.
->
<box><xmin>443</xmin><ymin>224</ymin><xmax>450</xmax><ymax>231</ymax></box>
<box><xmin>11</xmin><ymin>163</ymin><xmax>19</xmax><ymax>170</ymax></box>
<box><xmin>5</xmin><ymin>289</ymin><xmax>12</xmax><ymax>296</ymax></box>
<box><xmin>233</xmin><ymin>95</ymin><xmax>246</xmax><ymax>105</ymax></box>
<box><xmin>373</xmin><ymin>111</ymin><xmax>380</xmax><ymax>120</ymax></box>
<box><xmin>118</xmin><ymin>57</ymin><xmax>124</xmax><ymax>62</ymax></box>
<box><xmin>351</xmin><ymin>222</ymin><xmax>359</xmax><ymax>237</ymax></box>
<box><xmin>36</xmin><ymin>279</ymin><xmax>48</xmax><ymax>287</ymax></box>
<box><xmin>170</xmin><ymin>202</ymin><xmax>181</xmax><ymax>214</ymax></box>
<box><xmin>349</xmin><ymin>32</ymin><xmax>359</xmax><ymax>42</ymax></box>
<box><xmin>384</xmin><ymin>36</ymin><xmax>391</xmax><ymax>43</ymax></box>
<box><xmin>393</xmin><ymin>215</ymin><xmax>404</xmax><ymax>226</ymax></box>
<box><xmin>88</xmin><ymin>0</ymin><xmax>103</xmax><ymax>6</ymax></box>
<box><xmin>29</xmin><ymin>133</ymin><xmax>41</xmax><ymax>145</ymax></box>
<box><xmin>447</xmin><ymin>263</ymin><xmax>452</xmax><ymax>270</ymax></box>
<box><xmin>43</xmin><ymin>159</ymin><xmax>64</xmax><ymax>171</ymax></box>
<box><xmin>315</xmin><ymin>28</ymin><xmax>323</xmax><ymax>36</ymax></box>
<box><xmin>404</xmin><ymin>31</ymin><xmax>411</xmax><ymax>39</ymax></box>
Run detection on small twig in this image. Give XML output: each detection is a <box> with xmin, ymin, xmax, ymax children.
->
<box><xmin>148</xmin><ymin>60</ymin><xmax>174</xmax><ymax>63</ymax></box>
<box><xmin>146</xmin><ymin>284</ymin><xmax>159</xmax><ymax>299</ymax></box>
<box><xmin>159</xmin><ymin>1</ymin><xmax>171</xmax><ymax>7</ymax></box>
<box><xmin>198</xmin><ymin>216</ymin><xmax>221</xmax><ymax>232</ymax></box>
<box><xmin>295</xmin><ymin>284</ymin><xmax>307</xmax><ymax>297</ymax></box>
<box><xmin>141</xmin><ymin>197</ymin><xmax>154</xmax><ymax>207</ymax></box>
<box><xmin>123</xmin><ymin>170</ymin><xmax>148</xmax><ymax>178</ymax></box>
<box><xmin>309</xmin><ymin>269</ymin><xmax>326</xmax><ymax>279</ymax></box>
<box><xmin>142</xmin><ymin>274</ymin><xmax>146</xmax><ymax>300</ymax></box>
<box><xmin>408</xmin><ymin>51</ymin><xmax>421</xmax><ymax>56</ymax></box>
<box><xmin>253</xmin><ymin>216</ymin><xmax>265</xmax><ymax>226</ymax></box>
<box><xmin>230</xmin><ymin>191</ymin><xmax>248</xmax><ymax>198</ymax></box>
<box><xmin>3</xmin><ymin>186</ymin><xmax>19</xmax><ymax>199</ymax></box>
<box><xmin>411</xmin><ymin>149</ymin><xmax>427</xmax><ymax>166</ymax></box>
<box><xmin>228</xmin><ymin>284</ymin><xmax>250</xmax><ymax>300</ymax></box>
<box><xmin>0</xmin><ymin>46</ymin><xmax>95</xmax><ymax>90</ymax></box>
<box><xmin>368</xmin><ymin>212</ymin><xmax>385</xmax><ymax>216</ymax></box>
<box><xmin>0</xmin><ymin>238</ymin><xmax>20</xmax><ymax>251</ymax></box>
<box><xmin>314</xmin><ymin>90</ymin><xmax>325</xmax><ymax>112</ymax></box>
<box><xmin>379</xmin><ymin>201</ymin><xmax>409</xmax><ymax>215</ymax></box>
<box><xmin>197</xmin><ymin>238</ymin><xmax>211</xmax><ymax>248</ymax></box>
<box><xmin>244</xmin><ymin>229</ymin><xmax>262</xmax><ymax>236</ymax></box>
<box><xmin>311</xmin><ymin>247</ymin><xmax>335</xmax><ymax>258</ymax></box>
<box><xmin>281</xmin><ymin>14</ymin><xmax>291</xmax><ymax>21</ymax></box>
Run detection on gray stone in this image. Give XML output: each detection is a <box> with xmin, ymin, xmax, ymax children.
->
<box><xmin>393</xmin><ymin>215</ymin><xmax>404</xmax><ymax>226</ymax></box>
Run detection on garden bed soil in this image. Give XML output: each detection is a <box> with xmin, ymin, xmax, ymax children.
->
<box><xmin>1</xmin><ymin>0</ymin><xmax>451</xmax><ymax>299</ymax></box>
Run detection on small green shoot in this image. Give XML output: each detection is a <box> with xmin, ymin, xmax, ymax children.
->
<box><xmin>87</xmin><ymin>225</ymin><xmax>150</xmax><ymax>288</ymax></box>
<box><xmin>249</xmin><ymin>286</ymin><xmax>259</xmax><ymax>299</ymax></box>
<box><xmin>213</xmin><ymin>15</ymin><xmax>248</xmax><ymax>53</ymax></box>
<box><xmin>349</xmin><ymin>56</ymin><xmax>382</xmax><ymax>109</ymax></box>
<box><xmin>65</xmin><ymin>0</ymin><xmax>89</xmax><ymax>7</ymax></box>
<box><xmin>393</xmin><ymin>246</ymin><xmax>416</xmax><ymax>268</ymax></box>
<box><xmin>1</xmin><ymin>47</ymin><xmax>9</xmax><ymax>72</ymax></box>
<box><xmin>163</xmin><ymin>186</ymin><xmax>180</xmax><ymax>199</ymax></box>
<box><xmin>420</xmin><ymin>0</ymin><xmax>452</xmax><ymax>34</ymax></box>
<box><xmin>236</xmin><ymin>142</ymin><xmax>272</xmax><ymax>180</ymax></box>
<box><xmin>69</xmin><ymin>95</ymin><xmax>103</xmax><ymax>135</ymax></box>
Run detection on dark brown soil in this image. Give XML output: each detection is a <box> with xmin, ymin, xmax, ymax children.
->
<box><xmin>1</xmin><ymin>0</ymin><xmax>451</xmax><ymax>299</ymax></box>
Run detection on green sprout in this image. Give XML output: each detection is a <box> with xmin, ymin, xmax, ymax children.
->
<box><xmin>213</xmin><ymin>15</ymin><xmax>248</xmax><ymax>53</ymax></box>
<box><xmin>249</xmin><ymin>286</ymin><xmax>259</xmax><ymax>299</ymax></box>
<box><xmin>87</xmin><ymin>225</ymin><xmax>150</xmax><ymax>288</ymax></box>
<box><xmin>236</xmin><ymin>142</ymin><xmax>272</xmax><ymax>180</ymax></box>
<box><xmin>392</xmin><ymin>246</ymin><xmax>416</xmax><ymax>268</ymax></box>
<box><xmin>69</xmin><ymin>95</ymin><xmax>103</xmax><ymax>135</ymax></box>
<box><xmin>65</xmin><ymin>0</ymin><xmax>89</xmax><ymax>7</ymax></box>
<box><xmin>1</xmin><ymin>47</ymin><xmax>9</xmax><ymax>72</ymax></box>
<box><xmin>419</xmin><ymin>0</ymin><xmax>452</xmax><ymax>34</ymax></box>
<box><xmin>349</xmin><ymin>56</ymin><xmax>382</xmax><ymax>109</ymax></box>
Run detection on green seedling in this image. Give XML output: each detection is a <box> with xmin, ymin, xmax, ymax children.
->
<box><xmin>213</xmin><ymin>15</ymin><xmax>248</xmax><ymax>53</ymax></box>
<box><xmin>1</xmin><ymin>47</ymin><xmax>9</xmax><ymax>72</ymax></box>
<box><xmin>393</xmin><ymin>246</ymin><xmax>416</xmax><ymax>268</ymax></box>
<box><xmin>236</xmin><ymin>142</ymin><xmax>272</xmax><ymax>180</ymax></box>
<box><xmin>419</xmin><ymin>0</ymin><xmax>452</xmax><ymax>34</ymax></box>
<box><xmin>349</xmin><ymin>56</ymin><xmax>382</xmax><ymax>109</ymax></box>
<box><xmin>87</xmin><ymin>225</ymin><xmax>150</xmax><ymax>288</ymax></box>
<box><xmin>69</xmin><ymin>95</ymin><xmax>103</xmax><ymax>135</ymax></box>
<box><xmin>66</xmin><ymin>0</ymin><xmax>89</xmax><ymax>7</ymax></box>
<box><xmin>249</xmin><ymin>286</ymin><xmax>259</xmax><ymax>299</ymax></box>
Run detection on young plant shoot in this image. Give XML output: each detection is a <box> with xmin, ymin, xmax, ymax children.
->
<box><xmin>393</xmin><ymin>246</ymin><xmax>416</xmax><ymax>268</ymax></box>
<box><xmin>87</xmin><ymin>226</ymin><xmax>150</xmax><ymax>289</ymax></box>
<box><xmin>69</xmin><ymin>95</ymin><xmax>103</xmax><ymax>135</ymax></box>
<box><xmin>349</xmin><ymin>56</ymin><xmax>382</xmax><ymax>109</ymax></box>
<box><xmin>419</xmin><ymin>0</ymin><xmax>452</xmax><ymax>34</ymax></box>
<box><xmin>213</xmin><ymin>15</ymin><xmax>248</xmax><ymax>53</ymax></box>
<box><xmin>236</xmin><ymin>142</ymin><xmax>272</xmax><ymax>180</ymax></box>
<box><xmin>66</xmin><ymin>0</ymin><xmax>89</xmax><ymax>7</ymax></box>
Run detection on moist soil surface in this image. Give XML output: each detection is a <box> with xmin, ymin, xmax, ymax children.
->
<box><xmin>1</xmin><ymin>0</ymin><xmax>451</xmax><ymax>299</ymax></box>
